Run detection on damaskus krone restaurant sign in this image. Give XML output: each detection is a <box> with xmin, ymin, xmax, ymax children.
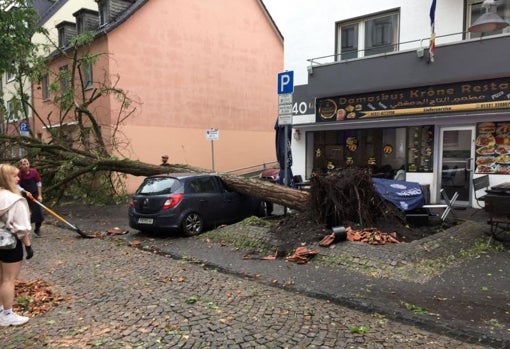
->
<box><xmin>316</xmin><ymin>77</ymin><xmax>510</xmax><ymax>122</ymax></box>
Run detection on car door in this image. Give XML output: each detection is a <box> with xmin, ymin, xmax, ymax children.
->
<box><xmin>187</xmin><ymin>176</ymin><xmax>227</xmax><ymax>226</ymax></box>
<box><xmin>218</xmin><ymin>184</ymin><xmax>244</xmax><ymax>222</ymax></box>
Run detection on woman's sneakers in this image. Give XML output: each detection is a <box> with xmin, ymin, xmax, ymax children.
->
<box><xmin>0</xmin><ymin>310</ymin><xmax>29</xmax><ymax>326</ymax></box>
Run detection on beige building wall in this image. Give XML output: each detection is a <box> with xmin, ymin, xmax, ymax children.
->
<box><xmin>32</xmin><ymin>0</ymin><xmax>97</xmax><ymax>49</ymax></box>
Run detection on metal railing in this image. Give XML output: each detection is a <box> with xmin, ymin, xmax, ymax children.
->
<box><xmin>225</xmin><ymin>161</ymin><xmax>279</xmax><ymax>178</ymax></box>
<box><xmin>306</xmin><ymin>30</ymin><xmax>505</xmax><ymax>67</ymax></box>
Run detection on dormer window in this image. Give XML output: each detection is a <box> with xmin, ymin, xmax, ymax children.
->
<box><xmin>96</xmin><ymin>0</ymin><xmax>136</xmax><ymax>26</ymax></box>
<box><xmin>56</xmin><ymin>21</ymin><xmax>77</xmax><ymax>47</ymax></box>
<box><xmin>73</xmin><ymin>8</ymin><xmax>99</xmax><ymax>34</ymax></box>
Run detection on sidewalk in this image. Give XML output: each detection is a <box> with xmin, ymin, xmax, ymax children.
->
<box><xmin>1</xmin><ymin>203</ymin><xmax>508</xmax><ymax>348</ymax></box>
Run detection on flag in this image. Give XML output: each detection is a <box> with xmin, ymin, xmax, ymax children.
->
<box><xmin>429</xmin><ymin>0</ymin><xmax>437</xmax><ymax>62</ymax></box>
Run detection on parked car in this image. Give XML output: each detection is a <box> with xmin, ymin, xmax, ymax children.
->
<box><xmin>128</xmin><ymin>173</ymin><xmax>264</xmax><ymax>236</ymax></box>
<box><xmin>259</xmin><ymin>168</ymin><xmax>280</xmax><ymax>183</ymax></box>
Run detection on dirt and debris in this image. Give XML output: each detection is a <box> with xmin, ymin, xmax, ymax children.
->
<box><xmin>266</xmin><ymin>210</ymin><xmax>455</xmax><ymax>254</ymax></box>
<box><xmin>285</xmin><ymin>246</ymin><xmax>319</xmax><ymax>264</ymax></box>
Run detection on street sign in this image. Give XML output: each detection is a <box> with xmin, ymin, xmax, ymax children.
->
<box><xmin>278</xmin><ymin>93</ymin><xmax>293</xmax><ymax>125</ymax></box>
<box><xmin>278</xmin><ymin>114</ymin><xmax>292</xmax><ymax>125</ymax></box>
<box><xmin>19</xmin><ymin>122</ymin><xmax>30</xmax><ymax>137</ymax></box>
<box><xmin>278</xmin><ymin>94</ymin><xmax>292</xmax><ymax>104</ymax></box>
<box><xmin>277</xmin><ymin>71</ymin><xmax>294</xmax><ymax>95</ymax></box>
<box><xmin>206</xmin><ymin>128</ymin><xmax>219</xmax><ymax>141</ymax></box>
<box><xmin>279</xmin><ymin>104</ymin><xmax>293</xmax><ymax>115</ymax></box>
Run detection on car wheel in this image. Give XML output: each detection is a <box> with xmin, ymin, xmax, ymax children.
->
<box><xmin>181</xmin><ymin>212</ymin><xmax>203</xmax><ymax>236</ymax></box>
<box><xmin>256</xmin><ymin>201</ymin><xmax>268</xmax><ymax>217</ymax></box>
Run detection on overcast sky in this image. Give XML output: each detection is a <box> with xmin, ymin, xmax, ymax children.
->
<box><xmin>262</xmin><ymin>0</ymin><xmax>287</xmax><ymax>33</ymax></box>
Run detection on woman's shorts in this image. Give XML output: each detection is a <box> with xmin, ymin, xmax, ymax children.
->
<box><xmin>0</xmin><ymin>239</ymin><xmax>23</xmax><ymax>263</ymax></box>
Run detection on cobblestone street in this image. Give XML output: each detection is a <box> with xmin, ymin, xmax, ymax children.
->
<box><xmin>0</xmin><ymin>223</ymin><xmax>494</xmax><ymax>349</ymax></box>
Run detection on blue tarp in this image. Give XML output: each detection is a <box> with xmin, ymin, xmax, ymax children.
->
<box><xmin>372</xmin><ymin>178</ymin><xmax>426</xmax><ymax>212</ymax></box>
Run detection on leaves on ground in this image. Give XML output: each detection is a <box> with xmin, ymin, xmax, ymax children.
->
<box><xmin>15</xmin><ymin>279</ymin><xmax>67</xmax><ymax>317</ymax></box>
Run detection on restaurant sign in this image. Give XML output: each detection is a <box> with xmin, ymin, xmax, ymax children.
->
<box><xmin>316</xmin><ymin>77</ymin><xmax>510</xmax><ymax>122</ymax></box>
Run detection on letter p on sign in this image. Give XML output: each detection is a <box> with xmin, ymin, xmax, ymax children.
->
<box><xmin>277</xmin><ymin>71</ymin><xmax>294</xmax><ymax>95</ymax></box>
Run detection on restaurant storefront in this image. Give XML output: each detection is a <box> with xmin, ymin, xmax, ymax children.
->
<box><xmin>295</xmin><ymin>76</ymin><xmax>510</xmax><ymax>207</ymax></box>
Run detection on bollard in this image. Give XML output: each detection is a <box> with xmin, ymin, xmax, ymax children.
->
<box><xmin>331</xmin><ymin>226</ymin><xmax>347</xmax><ymax>241</ymax></box>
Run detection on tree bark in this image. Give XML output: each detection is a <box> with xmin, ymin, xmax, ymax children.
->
<box><xmin>219</xmin><ymin>173</ymin><xmax>309</xmax><ymax>211</ymax></box>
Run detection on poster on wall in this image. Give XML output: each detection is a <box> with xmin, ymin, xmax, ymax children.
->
<box><xmin>475</xmin><ymin>122</ymin><xmax>510</xmax><ymax>174</ymax></box>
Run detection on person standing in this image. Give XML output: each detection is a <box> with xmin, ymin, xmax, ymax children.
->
<box><xmin>0</xmin><ymin>164</ymin><xmax>34</xmax><ymax>326</ymax></box>
<box><xmin>18</xmin><ymin>159</ymin><xmax>44</xmax><ymax>237</ymax></box>
<box><xmin>160</xmin><ymin>155</ymin><xmax>170</xmax><ymax>167</ymax></box>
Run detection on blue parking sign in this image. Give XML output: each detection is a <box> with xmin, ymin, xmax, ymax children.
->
<box><xmin>19</xmin><ymin>122</ymin><xmax>29</xmax><ymax>132</ymax></box>
<box><xmin>277</xmin><ymin>71</ymin><xmax>294</xmax><ymax>95</ymax></box>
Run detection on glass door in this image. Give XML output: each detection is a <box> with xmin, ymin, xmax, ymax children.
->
<box><xmin>439</xmin><ymin>126</ymin><xmax>475</xmax><ymax>207</ymax></box>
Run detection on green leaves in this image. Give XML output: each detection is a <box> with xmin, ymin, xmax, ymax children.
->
<box><xmin>0</xmin><ymin>0</ymin><xmax>41</xmax><ymax>75</ymax></box>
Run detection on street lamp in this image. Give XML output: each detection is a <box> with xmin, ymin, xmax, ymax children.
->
<box><xmin>468</xmin><ymin>0</ymin><xmax>509</xmax><ymax>33</ymax></box>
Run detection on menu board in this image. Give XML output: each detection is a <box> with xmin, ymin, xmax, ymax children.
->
<box><xmin>475</xmin><ymin>122</ymin><xmax>510</xmax><ymax>174</ymax></box>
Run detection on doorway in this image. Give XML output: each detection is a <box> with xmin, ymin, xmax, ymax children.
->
<box><xmin>439</xmin><ymin>126</ymin><xmax>475</xmax><ymax>207</ymax></box>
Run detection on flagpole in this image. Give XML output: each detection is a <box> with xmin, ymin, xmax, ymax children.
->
<box><xmin>429</xmin><ymin>0</ymin><xmax>437</xmax><ymax>63</ymax></box>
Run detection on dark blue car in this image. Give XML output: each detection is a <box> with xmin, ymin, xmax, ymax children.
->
<box><xmin>128</xmin><ymin>173</ymin><xmax>264</xmax><ymax>236</ymax></box>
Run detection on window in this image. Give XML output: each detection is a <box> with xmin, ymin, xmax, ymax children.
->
<box><xmin>466</xmin><ymin>0</ymin><xmax>510</xmax><ymax>38</ymax></box>
<box><xmin>77</xmin><ymin>16</ymin><xmax>84</xmax><ymax>34</ymax></box>
<box><xmin>58</xmin><ymin>27</ymin><xmax>66</xmax><ymax>47</ymax></box>
<box><xmin>337</xmin><ymin>10</ymin><xmax>399</xmax><ymax>61</ymax></box>
<box><xmin>98</xmin><ymin>0</ymin><xmax>109</xmax><ymax>26</ymax></box>
<box><xmin>42</xmin><ymin>74</ymin><xmax>50</xmax><ymax>100</ymax></box>
<box><xmin>190</xmin><ymin>177</ymin><xmax>218</xmax><ymax>193</ymax></box>
<box><xmin>6</xmin><ymin>71</ymin><xmax>15</xmax><ymax>82</ymax></box>
<box><xmin>7</xmin><ymin>101</ymin><xmax>17</xmax><ymax>122</ymax></box>
<box><xmin>340</xmin><ymin>24</ymin><xmax>358</xmax><ymax>60</ymax></box>
<box><xmin>311</xmin><ymin>126</ymin><xmax>434</xmax><ymax>176</ymax></box>
<box><xmin>82</xmin><ymin>63</ymin><xmax>93</xmax><ymax>89</ymax></box>
<box><xmin>6</xmin><ymin>62</ymin><xmax>16</xmax><ymax>82</ymax></box>
<box><xmin>59</xmin><ymin>66</ymin><xmax>69</xmax><ymax>93</ymax></box>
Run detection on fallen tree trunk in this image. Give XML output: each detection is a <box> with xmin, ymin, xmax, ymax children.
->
<box><xmin>220</xmin><ymin>173</ymin><xmax>309</xmax><ymax>211</ymax></box>
<box><xmin>39</xmin><ymin>157</ymin><xmax>310</xmax><ymax>211</ymax></box>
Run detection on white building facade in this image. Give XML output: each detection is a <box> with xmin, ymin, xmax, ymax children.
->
<box><xmin>265</xmin><ymin>0</ymin><xmax>510</xmax><ymax>207</ymax></box>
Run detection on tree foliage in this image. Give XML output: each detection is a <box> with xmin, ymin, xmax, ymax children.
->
<box><xmin>0</xmin><ymin>0</ymin><xmax>45</xmax><ymax>124</ymax></box>
<box><xmin>0</xmin><ymin>0</ymin><xmax>40</xmax><ymax>74</ymax></box>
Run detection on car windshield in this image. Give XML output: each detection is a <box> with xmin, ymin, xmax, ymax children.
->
<box><xmin>137</xmin><ymin>177</ymin><xmax>179</xmax><ymax>195</ymax></box>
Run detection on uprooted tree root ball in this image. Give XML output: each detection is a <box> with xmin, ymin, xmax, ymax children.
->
<box><xmin>307</xmin><ymin>167</ymin><xmax>404</xmax><ymax>228</ymax></box>
<box><xmin>266</xmin><ymin>168</ymin><xmax>456</xmax><ymax>253</ymax></box>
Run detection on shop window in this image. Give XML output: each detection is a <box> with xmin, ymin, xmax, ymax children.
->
<box><xmin>407</xmin><ymin>126</ymin><xmax>434</xmax><ymax>172</ymax></box>
<box><xmin>312</xmin><ymin>127</ymin><xmax>408</xmax><ymax>178</ymax></box>
<box><xmin>475</xmin><ymin>121</ymin><xmax>510</xmax><ymax>174</ymax></box>
<box><xmin>466</xmin><ymin>0</ymin><xmax>510</xmax><ymax>39</ymax></box>
<box><xmin>336</xmin><ymin>10</ymin><xmax>399</xmax><ymax>61</ymax></box>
